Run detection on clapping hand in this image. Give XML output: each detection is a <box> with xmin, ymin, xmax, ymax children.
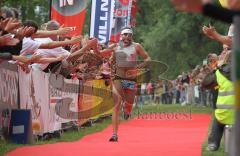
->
<box><xmin>202</xmin><ymin>24</ymin><xmax>216</xmax><ymax>39</ymax></box>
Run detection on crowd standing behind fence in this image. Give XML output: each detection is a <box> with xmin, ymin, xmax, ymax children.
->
<box><xmin>137</xmin><ymin>80</ymin><xmax>214</xmax><ymax>107</ymax></box>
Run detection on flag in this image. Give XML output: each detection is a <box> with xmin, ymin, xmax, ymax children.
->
<box><xmin>90</xmin><ymin>0</ymin><xmax>115</xmax><ymax>45</ymax></box>
<box><xmin>50</xmin><ymin>0</ymin><xmax>88</xmax><ymax>36</ymax></box>
<box><xmin>130</xmin><ymin>0</ymin><xmax>137</xmax><ymax>27</ymax></box>
<box><xmin>110</xmin><ymin>0</ymin><xmax>133</xmax><ymax>43</ymax></box>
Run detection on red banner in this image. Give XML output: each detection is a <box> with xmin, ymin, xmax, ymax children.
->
<box><xmin>51</xmin><ymin>0</ymin><xmax>88</xmax><ymax>36</ymax></box>
<box><xmin>130</xmin><ymin>0</ymin><xmax>137</xmax><ymax>27</ymax></box>
<box><xmin>110</xmin><ymin>0</ymin><xmax>132</xmax><ymax>43</ymax></box>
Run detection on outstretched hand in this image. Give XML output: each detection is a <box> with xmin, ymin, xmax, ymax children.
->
<box><xmin>70</xmin><ymin>35</ymin><xmax>83</xmax><ymax>44</ymax></box>
<box><xmin>57</xmin><ymin>25</ymin><xmax>75</xmax><ymax>36</ymax></box>
<box><xmin>202</xmin><ymin>24</ymin><xmax>216</xmax><ymax>39</ymax></box>
<box><xmin>4</xmin><ymin>18</ymin><xmax>21</xmax><ymax>33</ymax></box>
<box><xmin>15</xmin><ymin>26</ymin><xmax>35</xmax><ymax>40</ymax></box>
<box><xmin>170</xmin><ymin>0</ymin><xmax>209</xmax><ymax>13</ymax></box>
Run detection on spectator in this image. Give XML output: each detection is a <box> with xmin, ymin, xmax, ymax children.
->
<box><xmin>202</xmin><ymin>55</ymin><xmax>234</xmax><ymax>151</ymax></box>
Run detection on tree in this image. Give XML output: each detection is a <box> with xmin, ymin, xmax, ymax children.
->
<box><xmin>2</xmin><ymin>0</ymin><xmax>50</xmax><ymax>23</ymax></box>
<box><xmin>134</xmin><ymin>0</ymin><xmax>228</xmax><ymax>79</ymax></box>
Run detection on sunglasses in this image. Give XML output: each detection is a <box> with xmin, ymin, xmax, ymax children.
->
<box><xmin>122</xmin><ymin>33</ymin><xmax>133</xmax><ymax>37</ymax></box>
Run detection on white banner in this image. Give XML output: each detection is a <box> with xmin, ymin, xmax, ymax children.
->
<box><xmin>0</xmin><ymin>62</ymin><xmax>19</xmax><ymax>134</ymax></box>
<box><xmin>0</xmin><ymin>62</ymin><xmax>19</xmax><ymax>109</ymax></box>
<box><xmin>19</xmin><ymin>69</ymin><xmax>50</xmax><ymax>135</ymax></box>
<box><xmin>49</xmin><ymin>78</ymin><xmax>79</xmax><ymax>127</ymax></box>
<box><xmin>19</xmin><ymin>69</ymin><xmax>79</xmax><ymax>135</ymax></box>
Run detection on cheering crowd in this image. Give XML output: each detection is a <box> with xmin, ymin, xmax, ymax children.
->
<box><xmin>0</xmin><ymin>6</ymin><xmax>119</xmax><ymax>81</ymax></box>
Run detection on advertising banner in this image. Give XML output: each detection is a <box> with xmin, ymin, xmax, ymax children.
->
<box><xmin>91</xmin><ymin>80</ymin><xmax>113</xmax><ymax>119</ymax></box>
<box><xmin>19</xmin><ymin>70</ymin><xmax>79</xmax><ymax>135</ymax></box>
<box><xmin>77</xmin><ymin>80</ymin><xmax>94</xmax><ymax>125</ymax></box>
<box><xmin>51</xmin><ymin>0</ymin><xmax>88</xmax><ymax>36</ymax></box>
<box><xmin>110</xmin><ymin>0</ymin><xmax>133</xmax><ymax>42</ymax></box>
<box><xmin>19</xmin><ymin>69</ymin><xmax>50</xmax><ymax>135</ymax></box>
<box><xmin>0</xmin><ymin>62</ymin><xmax>19</xmax><ymax>109</ymax></box>
<box><xmin>49</xmin><ymin>78</ymin><xmax>79</xmax><ymax>128</ymax></box>
<box><xmin>90</xmin><ymin>0</ymin><xmax>115</xmax><ymax>45</ymax></box>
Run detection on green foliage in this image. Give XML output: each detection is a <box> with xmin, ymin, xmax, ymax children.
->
<box><xmin>2</xmin><ymin>0</ymin><xmax>50</xmax><ymax>24</ymax></box>
<box><xmin>134</xmin><ymin>0</ymin><xmax>229</xmax><ymax>79</ymax></box>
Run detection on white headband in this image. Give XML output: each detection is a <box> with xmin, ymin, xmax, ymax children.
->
<box><xmin>121</xmin><ymin>29</ymin><xmax>133</xmax><ymax>35</ymax></box>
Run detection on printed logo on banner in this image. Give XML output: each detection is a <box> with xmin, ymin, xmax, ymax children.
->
<box><xmin>50</xmin><ymin>97</ymin><xmax>62</xmax><ymax>105</ymax></box>
<box><xmin>90</xmin><ymin>0</ymin><xmax>114</xmax><ymax>45</ymax></box>
<box><xmin>0</xmin><ymin>68</ymin><xmax>18</xmax><ymax>108</ymax></box>
<box><xmin>49</xmin><ymin>78</ymin><xmax>79</xmax><ymax>123</ymax></box>
<box><xmin>52</xmin><ymin>0</ymin><xmax>88</xmax><ymax>16</ymax></box>
<box><xmin>118</xmin><ymin>0</ymin><xmax>130</xmax><ymax>6</ymax></box>
<box><xmin>51</xmin><ymin>0</ymin><xmax>88</xmax><ymax>36</ymax></box>
<box><xmin>48</xmin><ymin>59</ymin><xmax>169</xmax><ymax>120</ymax></box>
<box><xmin>114</xmin><ymin>0</ymin><xmax>130</xmax><ymax>18</ymax></box>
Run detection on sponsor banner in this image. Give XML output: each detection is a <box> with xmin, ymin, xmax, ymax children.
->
<box><xmin>19</xmin><ymin>69</ymin><xmax>50</xmax><ymax>135</ymax></box>
<box><xmin>110</xmin><ymin>0</ymin><xmax>132</xmax><ymax>42</ymax></box>
<box><xmin>19</xmin><ymin>70</ymin><xmax>79</xmax><ymax>135</ymax></box>
<box><xmin>91</xmin><ymin>80</ymin><xmax>113</xmax><ymax>119</ymax></box>
<box><xmin>77</xmin><ymin>80</ymin><xmax>93</xmax><ymax>125</ymax></box>
<box><xmin>130</xmin><ymin>0</ymin><xmax>137</xmax><ymax>27</ymax></box>
<box><xmin>90</xmin><ymin>0</ymin><xmax>115</xmax><ymax>45</ymax></box>
<box><xmin>49</xmin><ymin>78</ymin><xmax>79</xmax><ymax>125</ymax></box>
<box><xmin>0</xmin><ymin>62</ymin><xmax>19</xmax><ymax>109</ymax></box>
<box><xmin>77</xmin><ymin>80</ymin><xmax>114</xmax><ymax>124</ymax></box>
<box><xmin>51</xmin><ymin>0</ymin><xmax>88</xmax><ymax>36</ymax></box>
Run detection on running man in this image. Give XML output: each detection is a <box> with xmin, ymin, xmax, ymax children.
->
<box><xmin>109</xmin><ymin>27</ymin><xmax>151</xmax><ymax>142</ymax></box>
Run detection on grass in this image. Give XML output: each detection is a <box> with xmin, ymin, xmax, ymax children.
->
<box><xmin>0</xmin><ymin>103</ymin><xmax>226</xmax><ymax>156</ymax></box>
<box><xmin>0</xmin><ymin>117</ymin><xmax>112</xmax><ymax>156</ymax></box>
<box><xmin>201</xmin><ymin>119</ymin><xmax>225</xmax><ymax>156</ymax></box>
<box><xmin>0</xmin><ymin>141</ymin><xmax>21</xmax><ymax>156</ymax></box>
<box><xmin>133</xmin><ymin>103</ymin><xmax>213</xmax><ymax>114</ymax></box>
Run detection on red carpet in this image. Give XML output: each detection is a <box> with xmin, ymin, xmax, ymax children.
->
<box><xmin>7</xmin><ymin>114</ymin><xmax>211</xmax><ymax>156</ymax></box>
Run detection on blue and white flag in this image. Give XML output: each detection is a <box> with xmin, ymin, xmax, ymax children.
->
<box><xmin>90</xmin><ymin>0</ymin><xmax>115</xmax><ymax>45</ymax></box>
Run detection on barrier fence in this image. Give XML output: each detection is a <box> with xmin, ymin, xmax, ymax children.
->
<box><xmin>0</xmin><ymin>62</ymin><xmax>113</xmax><ymax>137</ymax></box>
